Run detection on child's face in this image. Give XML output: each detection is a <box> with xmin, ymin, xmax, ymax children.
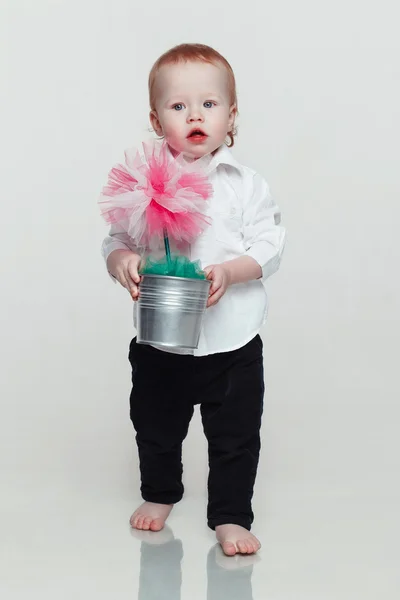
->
<box><xmin>150</xmin><ymin>61</ymin><xmax>236</xmax><ymax>159</ymax></box>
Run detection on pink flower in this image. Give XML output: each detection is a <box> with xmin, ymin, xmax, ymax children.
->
<box><xmin>99</xmin><ymin>140</ymin><xmax>213</xmax><ymax>249</ymax></box>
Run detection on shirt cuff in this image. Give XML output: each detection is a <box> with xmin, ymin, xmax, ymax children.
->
<box><xmin>245</xmin><ymin>231</ymin><xmax>286</xmax><ymax>284</ymax></box>
<box><xmin>101</xmin><ymin>241</ymin><xmax>132</xmax><ymax>284</ymax></box>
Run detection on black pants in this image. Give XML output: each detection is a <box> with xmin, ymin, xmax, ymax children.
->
<box><xmin>128</xmin><ymin>335</ymin><xmax>264</xmax><ymax>531</ymax></box>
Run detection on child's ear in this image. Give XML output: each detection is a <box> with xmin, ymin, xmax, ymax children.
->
<box><xmin>150</xmin><ymin>110</ymin><xmax>163</xmax><ymax>136</ymax></box>
<box><xmin>228</xmin><ymin>104</ymin><xmax>237</xmax><ymax>132</ymax></box>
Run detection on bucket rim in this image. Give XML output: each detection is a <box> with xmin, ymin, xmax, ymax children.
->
<box><xmin>140</xmin><ymin>273</ymin><xmax>211</xmax><ymax>285</ymax></box>
<box><xmin>136</xmin><ymin>339</ymin><xmax>197</xmax><ymax>350</ymax></box>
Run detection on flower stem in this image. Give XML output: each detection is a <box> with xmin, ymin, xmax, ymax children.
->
<box><xmin>163</xmin><ymin>229</ymin><xmax>172</xmax><ymax>271</ymax></box>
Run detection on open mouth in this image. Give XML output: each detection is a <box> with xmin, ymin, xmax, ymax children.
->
<box><xmin>187</xmin><ymin>129</ymin><xmax>207</xmax><ymax>139</ymax></box>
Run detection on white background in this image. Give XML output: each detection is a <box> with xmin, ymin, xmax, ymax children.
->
<box><xmin>1</xmin><ymin>1</ymin><xmax>400</xmax><ymax>598</ymax></box>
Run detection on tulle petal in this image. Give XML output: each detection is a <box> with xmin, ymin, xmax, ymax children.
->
<box><xmin>98</xmin><ymin>139</ymin><xmax>213</xmax><ymax>249</ymax></box>
<box><xmin>101</xmin><ymin>164</ymin><xmax>138</xmax><ymax>197</ymax></box>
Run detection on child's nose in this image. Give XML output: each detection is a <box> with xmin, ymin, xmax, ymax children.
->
<box><xmin>187</xmin><ymin>109</ymin><xmax>204</xmax><ymax>123</ymax></box>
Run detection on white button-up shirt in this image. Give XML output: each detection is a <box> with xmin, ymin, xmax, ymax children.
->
<box><xmin>101</xmin><ymin>143</ymin><xmax>286</xmax><ymax>356</ymax></box>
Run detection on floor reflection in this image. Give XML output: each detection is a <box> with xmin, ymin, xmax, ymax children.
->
<box><xmin>207</xmin><ymin>543</ymin><xmax>259</xmax><ymax>600</ymax></box>
<box><xmin>131</xmin><ymin>526</ymin><xmax>259</xmax><ymax>599</ymax></box>
<box><xmin>132</xmin><ymin>527</ymin><xmax>183</xmax><ymax>600</ymax></box>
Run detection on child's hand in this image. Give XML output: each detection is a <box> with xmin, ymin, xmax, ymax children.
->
<box><xmin>203</xmin><ymin>264</ymin><xmax>231</xmax><ymax>308</ymax></box>
<box><xmin>106</xmin><ymin>250</ymin><xmax>142</xmax><ymax>300</ymax></box>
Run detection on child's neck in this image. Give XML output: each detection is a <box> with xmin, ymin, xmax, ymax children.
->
<box><xmin>167</xmin><ymin>143</ymin><xmax>220</xmax><ymax>163</ymax></box>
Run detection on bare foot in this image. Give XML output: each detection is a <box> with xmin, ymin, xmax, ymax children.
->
<box><xmin>216</xmin><ymin>524</ymin><xmax>261</xmax><ymax>556</ymax></box>
<box><xmin>130</xmin><ymin>502</ymin><xmax>173</xmax><ymax>532</ymax></box>
<box><xmin>212</xmin><ymin>544</ymin><xmax>261</xmax><ymax>570</ymax></box>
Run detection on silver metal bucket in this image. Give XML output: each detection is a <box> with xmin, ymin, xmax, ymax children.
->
<box><xmin>137</xmin><ymin>274</ymin><xmax>211</xmax><ymax>349</ymax></box>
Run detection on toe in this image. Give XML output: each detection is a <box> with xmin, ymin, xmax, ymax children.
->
<box><xmin>253</xmin><ymin>537</ymin><xmax>261</xmax><ymax>552</ymax></box>
<box><xmin>247</xmin><ymin>539</ymin><xmax>257</xmax><ymax>554</ymax></box>
<box><xmin>237</xmin><ymin>540</ymin><xmax>248</xmax><ymax>554</ymax></box>
<box><xmin>222</xmin><ymin>541</ymin><xmax>237</xmax><ymax>556</ymax></box>
<box><xmin>150</xmin><ymin>518</ymin><xmax>164</xmax><ymax>532</ymax></box>
<box><xmin>136</xmin><ymin>515</ymin><xmax>145</xmax><ymax>530</ymax></box>
<box><xmin>142</xmin><ymin>516</ymin><xmax>152</xmax><ymax>531</ymax></box>
<box><xmin>130</xmin><ymin>514</ymin><xmax>139</xmax><ymax>528</ymax></box>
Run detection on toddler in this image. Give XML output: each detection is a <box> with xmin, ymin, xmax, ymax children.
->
<box><xmin>102</xmin><ymin>43</ymin><xmax>286</xmax><ymax>556</ymax></box>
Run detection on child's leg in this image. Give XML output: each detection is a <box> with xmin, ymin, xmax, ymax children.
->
<box><xmin>199</xmin><ymin>336</ymin><xmax>264</xmax><ymax>554</ymax></box>
<box><xmin>128</xmin><ymin>339</ymin><xmax>195</xmax><ymax>530</ymax></box>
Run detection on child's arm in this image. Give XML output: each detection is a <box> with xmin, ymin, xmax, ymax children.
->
<box><xmin>205</xmin><ymin>173</ymin><xmax>286</xmax><ymax>307</ymax></box>
<box><xmin>102</xmin><ymin>223</ymin><xmax>142</xmax><ymax>300</ymax></box>
<box><xmin>204</xmin><ymin>257</ymin><xmax>261</xmax><ymax>307</ymax></box>
<box><xmin>241</xmin><ymin>172</ymin><xmax>286</xmax><ymax>283</ymax></box>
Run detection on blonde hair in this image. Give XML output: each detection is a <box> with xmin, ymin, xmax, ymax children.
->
<box><xmin>148</xmin><ymin>43</ymin><xmax>238</xmax><ymax>147</ymax></box>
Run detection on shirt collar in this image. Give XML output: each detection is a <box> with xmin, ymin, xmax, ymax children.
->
<box><xmin>164</xmin><ymin>141</ymin><xmax>242</xmax><ymax>174</ymax></box>
<box><xmin>207</xmin><ymin>144</ymin><xmax>242</xmax><ymax>174</ymax></box>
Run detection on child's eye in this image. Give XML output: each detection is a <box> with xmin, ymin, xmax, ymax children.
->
<box><xmin>173</xmin><ymin>104</ymin><xmax>184</xmax><ymax>111</ymax></box>
<box><xmin>204</xmin><ymin>101</ymin><xmax>215</xmax><ymax>108</ymax></box>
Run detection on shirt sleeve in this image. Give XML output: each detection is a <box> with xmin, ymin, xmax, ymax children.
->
<box><xmin>243</xmin><ymin>172</ymin><xmax>286</xmax><ymax>284</ymax></box>
<box><xmin>101</xmin><ymin>223</ymin><xmax>140</xmax><ymax>283</ymax></box>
